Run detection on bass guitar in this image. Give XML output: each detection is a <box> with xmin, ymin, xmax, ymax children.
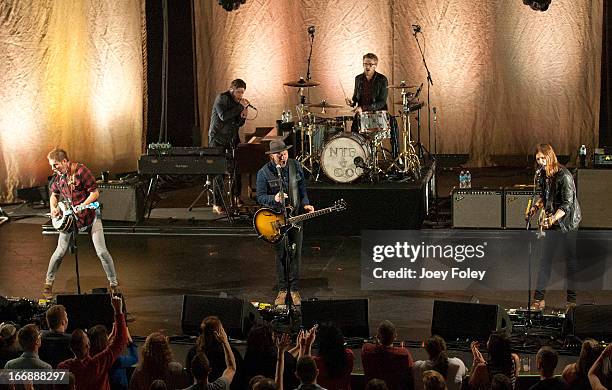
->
<box><xmin>253</xmin><ymin>199</ymin><xmax>347</xmax><ymax>244</ymax></box>
<box><xmin>51</xmin><ymin>201</ymin><xmax>100</xmax><ymax>232</ymax></box>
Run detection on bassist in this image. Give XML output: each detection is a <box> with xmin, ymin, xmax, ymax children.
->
<box><xmin>256</xmin><ymin>140</ymin><xmax>315</xmax><ymax>307</ymax></box>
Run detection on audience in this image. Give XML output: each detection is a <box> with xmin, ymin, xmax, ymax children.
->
<box><xmin>528</xmin><ymin>347</ymin><xmax>568</xmax><ymax>390</ymax></box>
<box><xmin>491</xmin><ymin>374</ymin><xmax>512</xmax><ymax>390</ymax></box>
<box><xmin>181</xmin><ymin>324</ymin><xmax>236</xmax><ymax>390</ymax></box>
<box><xmin>185</xmin><ymin>316</ymin><xmax>245</xmax><ymax>390</ymax></box>
<box><xmin>150</xmin><ymin>380</ymin><xmax>168</xmax><ymax>390</ymax></box>
<box><xmin>361</xmin><ymin>320</ymin><xmax>414</xmax><ymax>390</ymax></box>
<box><xmin>0</xmin><ymin>321</ymin><xmax>21</xmax><ymax>367</ymax></box>
<box><xmin>588</xmin><ymin>343</ymin><xmax>612</xmax><ymax>390</ymax></box>
<box><xmin>58</xmin><ymin>295</ymin><xmax>128</xmax><ymax>390</ymax></box>
<box><xmin>413</xmin><ymin>335</ymin><xmax>465</xmax><ymax>390</ymax></box>
<box><xmin>3</xmin><ymin>323</ymin><xmax>51</xmax><ymax>370</ymax></box>
<box><xmin>39</xmin><ymin>304</ymin><xmax>73</xmax><ymax>368</ymax></box>
<box><xmin>562</xmin><ymin>339</ymin><xmax>603</xmax><ymax>390</ymax></box>
<box><xmin>364</xmin><ymin>379</ymin><xmax>388</xmax><ymax>390</ymax></box>
<box><xmin>88</xmin><ymin>323</ymin><xmax>139</xmax><ymax>390</ymax></box>
<box><xmin>469</xmin><ymin>332</ymin><xmax>520</xmax><ymax>389</ymax></box>
<box><xmin>295</xmin><ymin>356</ymin><xmax>325</xmax><ymax>390</ymax></box>
<box><xmin>130</xmin><ymin>332</ymin><xmax>189</xmax><ymax>390</ymax></box>
<box><xmin>311</xmin><ymin>323</ymin><xmax>353</xmax><ymax>390</ymax></box>
<box><xmin>422</xmin><ymin>370</ymin><xmax>446</xmax><ymax>390</ymax></box>
<box><xmin>252</xmin><ymin>378</ymin><xmax>277</xmax><ymax>390</ymax></box>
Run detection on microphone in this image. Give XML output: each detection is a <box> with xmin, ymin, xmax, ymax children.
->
<box><xmin>275</xmin><ymin>164</ymin><xmax>285</xmax><ymax>203</ymax></box>
<box><xmin>247</xmin><ymin>103</ymin><xmax>258</xmax><ymax>110</ymax></box>
<box><xmin>412</xmin><ymin>24</ymin><xmax>421</xmax><ymax>33</ymax></box>
<box><xmin>354</xmin><ymin>156</ymin><xmax>368</xmax><ymax>170</ymax></box>
<box><xmin>308</xmin><ymin>26</ymin><xmax>316</xmax><ymax>35</ymax></box>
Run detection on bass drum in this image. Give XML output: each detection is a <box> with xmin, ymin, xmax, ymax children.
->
<box><xmin>320</xmin><ymin>133</ymin><xmax>371</xmax><ymax>183</ymax></box>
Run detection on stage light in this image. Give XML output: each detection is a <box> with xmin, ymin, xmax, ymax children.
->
<box><xmin>523</xmin><ymin>0</ymin><xmax>551</xmax><ymax>11</ymax></box>
<box><xmin>218</xmin><ymin>0</ymin><xmax>246</xmax><ymax>12</ymax></box>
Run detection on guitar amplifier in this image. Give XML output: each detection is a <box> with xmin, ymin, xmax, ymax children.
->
<box><xmin>504</xmin><ymin>187</ymin><xmax>538</xmax><ymax>229</ymax></box>
<box><xmin>452</xmin><ymin>188</ymin><xmax>503</xmax><ymax>228</ymax></box>
<box><xmin>97</xmin><ymin>181</ymin><xmax>144</xmax><ymax>222</ymax></box>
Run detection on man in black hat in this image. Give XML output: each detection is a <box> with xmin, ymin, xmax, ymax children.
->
<box><xmin>256</xmin><ymin>140</ymin><xmax>315</xmax><ymax>306</ymax></box>
<box><xmin>209</xmin><ymin>79</ymin><xmax>250</xmax><ymax>214</ymax></box>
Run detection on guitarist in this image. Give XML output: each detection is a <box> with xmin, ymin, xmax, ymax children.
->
<box><xmin>43</xmin><ymin>148</ymin><xmax>119</xmax><ymax>298</ymax></box>
<box><xmin>526</xmin><ymin>144</ymin><xmax>581</xmax><ymax>311</ymax></box>
<box><xmin>256</xmin><ymin>140</ymin><xmax>315</xmax><ymax>307</ymax></box>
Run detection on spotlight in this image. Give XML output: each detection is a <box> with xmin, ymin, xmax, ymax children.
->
<box><xmin>523</xmin><ymin>0</ymin><xmax>551</xmax><ymax>11</ymax></box>
<box><xmin>218</xmin><ymin>0</ymin><xmax>246</xmax><ymax>12</ymax></box>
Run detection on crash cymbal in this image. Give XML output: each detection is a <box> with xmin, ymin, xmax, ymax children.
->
<box><xmin>387</xmin><ymin>82</ymin><xmax>418</xmax><ymax>89</ymax></box>
<box><xmin>283</xmin><ymin>78</ymin><xmax>320</xmax><ymax>88</ymax></box>
<box><xmin>307</xmin><ymin>100</ymin><xmax>344</xmax><ymax>109</ymax></box>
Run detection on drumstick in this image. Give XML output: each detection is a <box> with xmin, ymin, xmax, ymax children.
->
<box><xmin>339</xmin><ymin>78</ymin><xmax>351</xmax><ymax>106</ymax></box>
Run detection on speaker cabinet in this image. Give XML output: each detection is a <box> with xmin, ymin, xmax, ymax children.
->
<box><xmin>97</xmin><ymin>181</ymin><xmax>144</xmax><ymax>222</ymax></box>
<box><xmin>452</xmin><ymin>188</ymin><xmax>503</xmax><ymax>228</ymax></box>
<box><xmin>564</xmin><ymin>304</ymin><xmax>612</xmax><ymax>340</ymax></box>
<box><xmin>431</xmin><ymin>300</ymin><xmax>511</xmax><ymax>341</ymax></box>
<box><xmin>181</xmin><ymin>295</ymin><xmax>261</xmax><ymax>339</ymax></box>
<box><xmin>301</xmin><ymin>299</ymin><xmax>369</xmax><ymax>338</ymax></box>
<box><xmin>577</xmin><ymin>169</ymin><xmax>612</xmax><ymax>228</ymax></box>
<box><xmin>56</xmin><ymin>294</ymin><xmax>125</xmax><ymax>332</ymax></box>
<box><xmin>504</xmin><ymin>188</ymin><xmax>538</xmax><ymax>229</ymax></box>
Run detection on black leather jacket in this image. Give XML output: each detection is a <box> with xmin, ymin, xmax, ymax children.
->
<box><xmin>537</xmin><ymin>167</ymin><xmax>581</xmax><ymax>232</ymax></box>
<box><xmin>351</xmin><ymin>72</ymin><xmax>389</xmax><ymax>111</ymax></box>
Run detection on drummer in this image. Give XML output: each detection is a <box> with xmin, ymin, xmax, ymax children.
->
<box><xmin>345</xmin><ymin>53</ymin><xmax>389</xmax><ymax>133</ymax></box>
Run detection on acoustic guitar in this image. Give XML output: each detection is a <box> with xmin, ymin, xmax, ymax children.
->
<box><xmin>253</xmin><ymin>199</ymin><xmax>347</xmax><ymax>244</ymax></box>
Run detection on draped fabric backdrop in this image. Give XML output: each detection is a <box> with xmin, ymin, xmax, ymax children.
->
<box><xmin>0</xmin><ymin>0</ymin><xmax>145</xmax><ymax>202</ymax></box>
<box><xmin>194</xmin><ymin>0</ymin><xmax>602</xmax><ymax>166</ymax></box>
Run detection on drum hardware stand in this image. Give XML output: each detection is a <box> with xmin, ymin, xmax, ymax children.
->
<box><xmin>187</xmin><ymin>175</ymin><xmax>214</xmax><ymax>211</ymax></box>
<box><xmin>387</xmin><ymin>95</ymin><xmax>421</xmax><ymax>179</ymax></box>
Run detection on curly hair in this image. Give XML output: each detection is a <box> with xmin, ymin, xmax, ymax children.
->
<box><xmin>425</xmin><ymin>335</ymin><xmax>449</xmax><ymax>378</ymax></box>
<box><xmin>140</xmin><ymin>332</ymin><xmax>173</xmax><ymax>382</ymax></box>
<box><xmin>196</xmin><ymin>316</ymin><xmax>223</xmax><ymax>357</ymax></box>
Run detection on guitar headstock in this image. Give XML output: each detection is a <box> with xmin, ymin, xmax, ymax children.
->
<box><xmin>332</xmin><ymin>199</ymin><xmax>347</xmax><ymax>212</ymax></box>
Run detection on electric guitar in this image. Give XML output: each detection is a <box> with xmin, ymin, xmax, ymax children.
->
<box><xmin>51</xmin><ymin>201</ymin><xmax>100</xmax><ymax>232</ymax></box>
<box><xmin>253</xmin><ymin>199</ymin><xmax>347</xmax><ymax>244</ymax></box>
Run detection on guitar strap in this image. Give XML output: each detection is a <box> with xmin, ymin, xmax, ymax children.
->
<box><xmin>288</xmin><ymin>159</ymin><xmax>299</xmax><ymax>216</ymax></box>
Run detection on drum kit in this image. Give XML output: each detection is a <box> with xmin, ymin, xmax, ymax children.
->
<box><xmin>283</xmin><ymin>78</ymin><xmax>423</xmax><ymax>183</ymax></box>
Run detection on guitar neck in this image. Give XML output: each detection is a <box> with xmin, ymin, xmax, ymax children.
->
<box><xmin>288</xmin><ymin>206</ymin><xmax>336</xmax><ymax>224</ymax></box>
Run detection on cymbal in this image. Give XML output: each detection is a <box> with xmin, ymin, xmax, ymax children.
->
<box><xmin>387</xmin><ymin>83</ymin><xmax>418</xmax><ymax>89</ymax></box>
<box><xmin>283</xmin><ymin>78</ymin><xmax>320</xmax><ymax>88</ymax></box>
<box><xmin>307</xmin><ymin>100</ymin><xmax>344</xmax><ymax>109</ymax></box>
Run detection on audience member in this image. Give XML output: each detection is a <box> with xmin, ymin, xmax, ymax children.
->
<box><xmin>491</xmin><ymin>374</ymin><xmax>512</xmax><ymax>390</ymax></box>
<box><xmin>249</xmin><ymin>376</ymin><xmax>267</xmax><ymax>390</ymax></box>
<box><xmin>130</xmin><ymin>332</ymin><xmax>189</xmax><ymax>390</ymax></box>
<box><xmin>181</xmin><ymin>325</ymin><xmax>235</xmax><ymax>390</ymax></box>
<box><xmin>295</xmin><ymin>356</ymin><xmax>325</xmax><ymax>390</ymax></box>
<box><xmin>469</xmin><ymin>332</ymin><xmax>520</xmax><ymax>389</ymax></box>
<box><xmin>0</xmin><ymin>322</ymin><xmax>21</xmax><ymax>367</ymax></box>
<box><xmin>364</xmin><ymin>379</ymin><xmax>388</xmax><ymax>390</ymax></box>
<box><xmin>185</xmin><ymin>316</ymin><xmax>245</xmax><ymax>390</ymax></box>
<box><xmin>413</xmin><ymin>335</ymin><xmax>465</xmax><ymax>390</ymax></box>
<box><xmin>562</xmin><ymin>339</ymin><xmax>603</xmax><ymax>389</ymax></box>
<box><xmin>311</xmin><ymin>323</ymin><xmax>353</xmax><ymax>390</ymax></box>
<box><xmin>39</xmin><ymin>304</ymin><xmax>72</xmax><ymax>368</ymax></box>
<box><xmin>361</xmin><ymin>320</ymin><xmax>413</xmax><ymax>390</ymax></box>
<box><xmin>4</xmin><ymin>323</ymin><xmax>51</xmax><ymax>369</ymax></box>
<box><xmin>58</xmin><ymin>295</ymin><xmax>128</xmax><ymax>390</ymax></box>
<box><xmin>588</xmin><ymin>343</ymin><xmax>612</xmax><ymax>390</ymax></box>
<box><xmin>253</xmin><ymin>378</ymin><xmax>277</xmax><ymax>390</ymax></box>
<box><xmin>150</xmin><ymin>380</ymin><xmax>168</xmax><ymax>390</ymax></box>
<box><xmin>422</xmin><ymin>370</ymin><xmax>446</xmax><ymax>390</ymax></box>
<box><xmin>88</xmin><ymin>323</ymin><xmax>139</xmax><ymax>390</ymax></box>
<box><xmin>528</xmin><ymin>347</ymin><xmax>568</xmax><ymax>390</ymax></box>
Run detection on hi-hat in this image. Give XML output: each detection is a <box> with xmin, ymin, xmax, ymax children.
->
<box><xmin>387</xmin><ymin>82</ymin><xmax>418</xmax><ymax>89</ymax></box>
<box><xmin>307</xmin><ymin>100</ymin><xmax>343</xmax><ymax>109</ymax></box>
<box><xmin>284</xmin><ymin>78</ymin><xmax>320</xmax><ymax>88</ymax></box>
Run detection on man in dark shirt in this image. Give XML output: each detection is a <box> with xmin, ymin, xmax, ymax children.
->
<box><xmin>39</xmin><ymin>304</ymin><xmax>72</xmax><ymax>368</ymax></box>
<box><xmin>256</xmin><ymin>140</ymin><xmax>314</xmax><ymax>306</ymax></box>
<box><xmin>208</xmin><ymin>79</ymin><xmax>250</xmax><ymax>214</ymax></box>
<box><xmin>528</xmin><ymin>347</ymin><xmax>568</xmax><ymax>390</ymax></box>
<box><xmin>44</xmin><ymin>148</ymin><xmax>119</xmax><ymax>298</ymax></box>
<box><xmin>346</xmin><ymin>53</ymin><xmax>389</xmax><ymax>133</ymax></box>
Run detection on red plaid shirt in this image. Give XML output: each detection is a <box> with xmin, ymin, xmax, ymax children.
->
<box><xmin>50</xmin><ymin>163</ymin><xmax>97</xmax><ymax>229</ymax></box>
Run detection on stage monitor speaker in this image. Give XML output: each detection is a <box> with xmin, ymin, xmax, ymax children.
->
<box><xmin>504</xmin><ymin>188</ymin><xmax>538</xmax><ymax>229</ymax></box>
<box><xmin>56</xmin><ymin>293</ymin><xmax>125</xmax><ymax>332</ymax></box>
<box><xmin>300</xmin><ymin>299</ymin><xmax>369</xmax><ymax>339</ymax></box>
<box><xmin>577</xmin><ymin>169</ymin><xmax>612</xmax><ymax>228</ymax></box>
<box><xmin>452</xmin><ymin>188</ymin><xmax>503</xmax><ymax>228</ymax></box>
<box><xmin>181</xmin><ymin>295</ymin><xmax>261</xmax><ymax>339</ymax></box>
<box><xmin>97</xmin><ymin>181</ymin><xmax>144</xmax><ymax>222</ymax></box>
<box><xmin>564</xmin><ymin>304</ymin><xmax>612</xmax><ymax>340</ymax></box>
<box><xmin>431</xmin><ymin>300</ymin><xmax>511</xmax><ymax>341</ymax></box>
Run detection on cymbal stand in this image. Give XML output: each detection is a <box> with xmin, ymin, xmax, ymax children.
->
<box><xmin>387</xmin><ymin>90</ymin><xmax>421</xmax><ymax>179</ymax></box>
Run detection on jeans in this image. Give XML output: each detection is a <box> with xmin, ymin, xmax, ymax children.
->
<box><xmin>534</xmin><ymin>230</ymin><xmax>578</xmax><ymax>303</ymax></box>
<box><xmin>275</xmin><ymin>226</ymin><xmax>303</xmax><ymax>291</ymax></box>
<box><xmin>210</xmin><ymin>138</ymin><xmax>241</xmax><ymax>207</ymax></box>
<box><xmin>46</xmin><ymin>218</ymin><xmax>118</xmax><ymax>286</ymax></box>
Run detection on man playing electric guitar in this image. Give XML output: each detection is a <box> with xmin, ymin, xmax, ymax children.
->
<box><xmin>43</xmin><ymin>148</ymin><xmax>119</xmax><ymax>298</ymax></box>
<box><xmin>256</xmin><ymin>140</ymin><xmax>315</xmax><ymax>307</ymax></box>
<box><xmin>526</xmin><ymin>144</ymin><xmax>581</xmax><ymax>311</ymax></box>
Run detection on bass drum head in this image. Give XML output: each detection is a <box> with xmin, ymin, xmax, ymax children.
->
<box><xmin>320</xmin><ymin>133</ymin><xmax>370</xmax><ymax>183</ymax></box>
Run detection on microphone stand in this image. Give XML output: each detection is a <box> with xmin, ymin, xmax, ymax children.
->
<box><xmin>412</xmin><ymin>27</ymin><xmax>434</xmax><ymax>160</ymax></box>
<box><xmin>306</xmin><ymin>31</ymin><xmax>315</xmax><ymax>82</ymax></box>
<box><xmin>524</xmin><ymin>170</ymin><xmax>541</xmax><ymax>331</ymax></box>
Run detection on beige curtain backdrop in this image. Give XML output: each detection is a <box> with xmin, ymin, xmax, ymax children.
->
<box><xmin>0</xmin><ymin>0</ymin><xmax>145</xmax><ymax>202</ymax></box>
<box><xmin>194</xmin><ymin>0</ymin><xmax>602</xmax><ymax>166</ymax></box>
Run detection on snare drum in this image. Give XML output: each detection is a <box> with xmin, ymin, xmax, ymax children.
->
<box><xmin>320</xmin><ymin>133</ymin><xmax>371</xmax><ymax>183</ymax></box>
<box><xmin>360</xmin><ymin>110</ymin><xmax>391</xmax><ymax>138</ymax></box>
